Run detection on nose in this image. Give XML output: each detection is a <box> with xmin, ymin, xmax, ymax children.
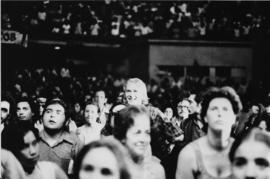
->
<box><xmin>244</xmin><ymin>163</ymin><xmax>256</xmax><ymax>178</ymax></box>
<box><xmin>29</xmin><ymin>145</ymin><xmax>37</xmax><ymax>156</ymax></box>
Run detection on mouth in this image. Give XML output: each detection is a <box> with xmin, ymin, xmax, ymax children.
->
<box><xmin>48</xmin><ymin>120</ymin><xmax>56</xmax><ymax>124</ymax></box>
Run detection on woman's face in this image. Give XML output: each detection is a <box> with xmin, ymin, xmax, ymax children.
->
<box><xmin>84</xmin><ymin>105</ymin><xmax>99</xmax><ymax>125</ymax></box>
<box><xmin>164</xmin><ymin>107</ymin><xmax>173</xmax><ymax>121</ymax></box>
<box><xmin>75</xmin><ymin>103</ymin><xmax>81</xmax><ymax>113</ymax></box>
<box><xmin>125</xmin><ymin>113</ymin><xmax>151</xmax><ymax>157</ymax></box>
<box><xmin>125</xmin><ymin>82</ymin><xmax>144</xmax><ymax>105</ymax></box>
<box><xmin>19</xmin><ymin>131</ymin><xmax>39</xmax><ymax>168</ymax></box>
<box><xmin>205</xmin><ymin>97</ymin><xmax>236</xmax><ymax>132</ymax></box>
<box><xmin>232</xmin><ymin>140</ymin><xmax>270</xmax><ymax>179</ymax></box>
<box><xmin>79</xmin><ymin>147</ymin><xmax>120</xmax><ymax>179</ymax></box>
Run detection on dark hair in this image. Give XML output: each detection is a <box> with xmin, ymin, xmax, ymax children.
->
<box><xmin>16</xmin><ymin>97</ymin><xmax>37</xmax><ymax>115</ymax></box>
<box><xmin>16</xmin><ymin>97</ymin><xmax>38</xmax><ymax>123</ymax></box>
<box><xmin>1</xmin><ymin>91</ymin><xmax>16</xmax><ymax>122</ymax></box>
<box><xmin>2</xmin><ymin>120</ymin><xmax>40</xmax><ymax>158</ymax></box>
<box><xmin>253</xmin><ymin>111</ymin><xmax>270</xmax><ymax>131</ymax></box>
<box><xmin>229</xmin><ymin>128</ymin><xmax>270</xmax><ymax>162</ymax></box>
<box><xmin>113</xmin><ymin>105</ymin><xmax>149</xmax><ymax>141</ymax></box>
<box><xmin>73</xmin><ymin>138</ymin><xmax>132</xmax><ymax>179</ymax></box>
<box><xmin>200</xmin><ymin>87</ymin><xmax>242</xmax><ymax>132</ymax></box>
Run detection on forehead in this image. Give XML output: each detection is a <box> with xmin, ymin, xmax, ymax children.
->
<box><xmin>17</xmin><ymin>101</ymin><xmax>31</xmax><ymax>108</ymax></box>
<box><xmin>37</xmin><ymin>97</ymin><xmax>47</xmax><ymax>103</ymax></box>
<box><xmin>95</xmin><ymin>91</ymin><xmax>105</xmax><ymax>96</ymax></box>
<box><xmin>82</xmin><ymin>147</ymin><xmax>118</xmax><ymax>169</ymax></box>
<box><xmin>131</xmin><ymin>114</ymin><xmax>150</xmax><ymax>127</ymax></box>
<box><xmin>126</xmin><ymin>82</ymin><xmax>142</xmax><ymax>90</ymax></box>
<box><xmin>208</xmin><ymin>97</ymin><xmax>232</xmax><ymax>107</ymax></box>
<box><xmin>1</xmin><ymin>101</ymin><xmax>10</xmax><ymax>109</ymax></box>
<box><xmin>178</xmin><ymin>100</ymin><xmax>190</xmax><ymax>106</ymax></box>
<box><xmin>85</xmin><ymin>104</ymin><xmax>98</xmax><ymax>111</ymax></box>
<box><xmin>165</xmin><ymin>108</ymin><xmax>173</xmax><ymax>112</ymax></box>
<box><xmin>23</xmin><ymin>131</ymin><xmax>37</xmax><ymax>144</ymax></box>
<box><xmin>46</xmin><ymin>103</ymin><xmax>65</xmax><ymax>111</ymax></box>
<box><xmin>235</xmin><ymin>140</ymin><xmax>270</xmax><ymax>160</ymax></box>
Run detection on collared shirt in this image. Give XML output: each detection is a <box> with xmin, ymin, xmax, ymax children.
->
<box><xmin>39</xmin><ymin>130</ymin><xmax>84</xmax><ymax>174</ymax></box>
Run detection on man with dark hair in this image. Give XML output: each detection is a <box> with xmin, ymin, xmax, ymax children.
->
<box><xmin>1</xmin><ymin>91</ymin><xmax>16</xmax><ymax>132</ymax></box>
<box><xmin>38</xmin><ymin>98</ymin><xmax>83</xmax><ymax>175</ymax></box>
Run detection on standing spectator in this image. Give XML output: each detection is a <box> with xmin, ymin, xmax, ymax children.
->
<box><xmin>38</xmin><ymin>99</ymin><xmax>84</xmax><ymax>175</ymax></box>
<box><xmin>176</xmin><ymin>87</ymin><xmax>242</xmax><ymax>179</ymax></box>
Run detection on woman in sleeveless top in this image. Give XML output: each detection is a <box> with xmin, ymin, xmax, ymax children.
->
<box><xmin>2</xmin><ymin>121</ymin><xmax>68</xmax><ymax>179</ymax></box>
<box><xmin>175</xmin><ymin>87</ymin><xmax>242</xmax><ymax>179</ymax></box>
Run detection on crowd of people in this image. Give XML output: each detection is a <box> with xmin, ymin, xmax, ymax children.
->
<box><xmin>2</xmin><ymin>1</ymin><xmax>270</xmax><ymax>40</ymax></box>
<box><xmin>1</xmin><ymin>64</ymin><xmax>270</xmax><ymax>179</ymax></box>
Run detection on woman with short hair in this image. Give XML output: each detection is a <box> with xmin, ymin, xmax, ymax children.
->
<box><xmin>176</xmin><ymin>87</ymin><xmax>242</xmax><ymax>179</ymax></box>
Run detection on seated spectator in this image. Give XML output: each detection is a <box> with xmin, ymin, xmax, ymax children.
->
<box><xmin>2</xmin><ymin>121</ymin><xmax>68</xmax><ymax>179</ymax></box>
<box><xmin>229</xmin><ymin>128</ymin><xmax>270</xmax><ymax>179</ymax></box>
<box><xmin>73</xmin><ymin>138</ymin><xmax>134</xmax><ymax>179</ymax></box>
<box><xmin>38</xmin><ymin>98</ymin><xmax>84</xmax><ymax>175</ymax></box>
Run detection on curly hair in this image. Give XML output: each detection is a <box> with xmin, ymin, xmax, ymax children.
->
<box><xmin>200</xmin><ymin>87</ymin><xmax>242</xmax><ymax>132</ymax></box>
<box><xmin>113</xmin><ymin>105</ymin><xmax>149</xmax><ymax>142</ymax></box>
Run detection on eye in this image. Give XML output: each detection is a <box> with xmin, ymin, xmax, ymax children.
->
<box><xmin>223</xmin><ymin>107</ymin><xmax>229</xmax><ymax>111</ymax></box>
<box><xmin>255</xmin><ymin>158</ymin><xmax>270</xmax><ymax>168</ymax></box>
<box><xmin>233</xmin><ymin>157</ymin><xmax>247</xmax><ymax>167</ymax></box>
<box><xmin>101</xmin><ymin>168</ymin><xmax>113</xmax><ymax>176</ymax></box>
<box><xmin>210</xmin><ymin>106</ymin><xmax>218</xmax><ymax>111</ymax></box>
<box><xmin>83</xmin><ymin>164</ymin><xmax>94</xmax><ymax>172</ymax></box>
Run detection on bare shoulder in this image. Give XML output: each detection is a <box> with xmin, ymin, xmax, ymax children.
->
<box><xmin>177</xmin><ymin>137</ymin><xmax>205</xmax><ymax>169</ymax></box>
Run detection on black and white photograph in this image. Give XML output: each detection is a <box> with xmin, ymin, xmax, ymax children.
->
<box><xmin>1</xmin><ymin>1</ymin><xmax>270</xmax><ymax>179</ymax></box>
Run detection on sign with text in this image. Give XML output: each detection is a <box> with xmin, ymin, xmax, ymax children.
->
<box><xmin>1</xmin><ymin>30</ymin><xmax>25</xmax><ymax>45</ymax></box>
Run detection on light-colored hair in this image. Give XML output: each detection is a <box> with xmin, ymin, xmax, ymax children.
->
<box><xmin>124</xmin><ymin>78</ymin><xmax>149</xmax><ymax>105</ymax></box>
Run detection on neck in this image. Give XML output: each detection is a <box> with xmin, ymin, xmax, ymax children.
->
<box><xmin>207</xmin><ymin>129</ymin><xmax>231</xmax><ymax>151</ymax></box>
<box><xmin>44</xmin><ymin>128</ymin><xmax>63</xmax><ymax>139</ymax></box>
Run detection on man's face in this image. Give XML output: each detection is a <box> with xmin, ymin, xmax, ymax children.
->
<box><xmin>1</xmin><ymin>101</ymin><xmax>10</xmax><ymax>122</ymax></box>
<box><xmin>17</xmin><ymin>102</ymin><xmax>33</xmax><ymax>121</ymax></box>
<box><xmin>42</xmin><ymin>104</ymin><xmax>66</xmax><ymax>130</ymax></box>
<box><xmin>177</xmin><ymin>99</ymin><xmax>190</xmax><ymax>120</ymax></box>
